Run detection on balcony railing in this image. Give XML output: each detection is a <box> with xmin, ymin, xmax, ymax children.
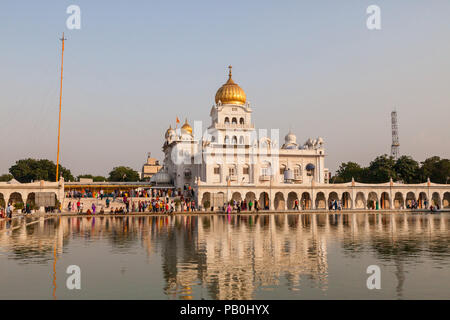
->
<box><xmin>214</xmin><ymin>123</ymin><xmax>254</xmax><ymax>130</ymax></box>
<box><xmin>259</xmin><ymin>175</ymin><xmax>271</xmax><ymax>181</ymax></box>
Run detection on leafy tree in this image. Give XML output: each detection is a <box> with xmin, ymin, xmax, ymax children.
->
<box><xmin>108</xmin><ymin>166</ymin><xmax>139</xmax><ymax>182</ymax></box>
<box><xmin>335</xmin><ymin>162</ymin><xmax>364</xmax><ymax>182</ymax></box>
<box><xmin>0</xmin><ymin>174</ymin><xmax>13</xmax><ymax>181</ymax></box>
<box><xmin>9</xmin><ymin>159</ymin><xmax>74</xmax><ymax>183</ymax></box>
<box><xmin>394</xmin><ymin>156</ymin><xmax>420</xmax><ymax>183</ymax></box>
<box><xmin>418</xmin><ymin>156</ymin><xmax>450</xmax><ymax>184</ymax></box>
<box><xmin>366</xmin><ymin>154</ymin><xmax>397</xmax><ymax>183</ymax></box>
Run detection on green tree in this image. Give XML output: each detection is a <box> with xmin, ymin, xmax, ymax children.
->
<box><xmin>366</xmin><ymin>154</ymin><xmax>397</xmax><ymax>183</ymax></box>
<box><xmin>108</xmin><ymin>166</ymin><xmax>139</xmax><ymax>182</ymax></box>
<box><xmin>0</xmin><ymin>174</ymin><xmax>13</xmax><ymax>181</ymax></box>
<box><xmin>9</xmin><ymin>159</ymin><xmax>74</xmax><ymax>183</ymax></box>
<box><xmin>335</xmin><ymin>162</ymin><xmax>364</xmax><ymax>182</ymax></box>
<box><xmin>418</xmin><ymin>156</ymin><xmax>450</xmax><ymax>184</ymax></box>
<box><xmin>394</xmin><ymin>155</ymin><xmax>420</xmax><ymax>183</ymax></box>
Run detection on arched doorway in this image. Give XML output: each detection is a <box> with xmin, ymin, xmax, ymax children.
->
<box><xmin>394</xmin><ymin>192</ymin><xmax>404</xmax><ymax>209</ymax></box>
<box><xmin>232</xmin><ymin>192</ymin><xmax>242</xmax><ymax>204</ymax></box>
<box><xmin>26</xmin><ymin>193</ymin><xmax>36</xmax><ymax>212</ymax></box>
<box><xmin>315</xmin><ymin>192</ymin><xmax>326</xmax><ymax>209</ymax></box>
<box><xmin>355</xmin><ymin>192</ymin><xmax>366</xmax><ymax>209</ymax></box>
<box><xmin>431</xmin><ymin>192</ymin><xmax>441</xmax><ymax>208</ymax></box>
<box><xmin>301</xmin><ymin>192</ymin><xmax>311</xmax><ymax>210</ymax></box>
<box><xmin>287</xmin><ymin>192</ymin><xmax>298</xmax><ymax>210</ymax></box>
<box><xmin>245</xmin><ymin>192</ymin><xmax>256</xmax><ymax>211</ymax></box>
<box><xmin>406</xmin><ymin>192</ymin><xmax>416</xmax><ymax>208</ymax></box>
<box><xmin>274</xmin><ymin>192</ymin><xmax>285</xmax><ymax>211</ymax></box>
<box><xmin>367</xmin><ymin>192</ymin><xmax>378</xmax><ymax>210</ymax></box>
<box><xmin>328</xmin><ymin>192</ymin><xmax>339</xmax><ymax>209</ymax></box>
<box><xmin>342</xmin><ymin>192</ymin><xmax>352</xmax><ymax>209</ymax></box>
<box><xmin>0</xmin><ymin>193</ymin><xmax>5</xmax><ymax>209</ymax></box>
<box><xmin>443</xmin><ymin>192</ymin><xmax>450</xmax><ymax>209</ymax></box>
<box><xmin>380</xmin><ymin>192</ymin><xmax>390</xmax><ymax>209</ymax></box>
<box><xmin>418</xmin><ymin>192</ymin><xmax>427</xmax><ymax>209</ymax></box>
<box><xmin>201</xmin><ymin>192</ymin><xmax>211</xmax><ymax>210</ymax></box>
<box><xmin>259</xmin><ymin>192</ymin><xmax>269</xmax><ymax>210</ymax></box>
<box><xmin>9</xmin><ymin>192</ymin><xmax>23</xmax><ymax>205</ymax></box>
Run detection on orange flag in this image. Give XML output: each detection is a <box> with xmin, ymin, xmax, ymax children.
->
<box><xmin>176</xmin><ymin>117</ymin><xmax>180</xmax><ymax>124</ymax></box>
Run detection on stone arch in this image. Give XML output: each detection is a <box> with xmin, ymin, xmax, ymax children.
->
<box><xmin>342</xmin><ymin>192</ymin><xmax>352</xmax><ymax>209</ymax></box>
<box><xmin>239</xmin><ymin>136</ymin><xmax>244</xmax><ymax>145</ymax></box>
<box><xmin>259</xmin><ymin>192</ymin><xmax>269</xmax><ymax>210</ymax></box>
<box><xmin>274</xmin><ymin>192</ymin><xmax>285</xmax><ymax>211</ymax></box>
<box><xmin>232</xmin><ymin>136</ymin><xmax>237</xmax><ymax>144</ymax></box>
<box><xmin>232</xmin><ymin>117</ymin><xmax>237</xmax><ymax>124</ymax></box>
<box><xmin>0</xmin><ymin>193</ymin><xmax>5</xmax><ymax>208</ymax></box>
<box><xmin>245</xmin><ymin>191</ymin><xmax>256</xmax><ymax>203</ymax></box>
<box><xmin>224</xmin><ymin>117</ymin><xmax>230</xmax><ymax>124</ymax></box>
<box><xmin>355</xmin><ymin>192</ymin><xmax>366</xmax><ymax>209</ymax></box>
<box><xmin>231</xmin><ymin>192</ymin><xmax>242</xmax><ymax>203</ymax></box>
<box><xmin>239</xmin><ymin>117</ymin><xmax>244</xmax><ymax>125</ymax></box>
<box><xmin>394</xmin><ymin>192</ymin><xmax>404</xmax><ymax>209</ymax></box>
<box><xmin>443</xmin><ymin>192</ymin><xmax>450</xmax><ymax>209</ymax></box>
<box><xmin>418</xmin><ymin>192</ymin><xmax>428</xmax><ymax>209</ymax></box>
<box><xmin>367</xmin><ymin>192</ymin><xmax>378</xmax><ymax>210</ymax></box>
<box><xmin>287</xmin><ymin>192</ymin><xmax>298</xmax><ymax>210</ymax></box>
<box><xmin>224</xmin><ymin>135</ymin><xmax>230</xmax><ymax>144</ymax></box>
<box><xmin>315</xmin><ymin>192</ymin><xmax>326</xmax><ymax>209</ymax></box>
<box><xmin>328</xmin><ymin>192</ymin><xmax>339</xmax><ymax>209</ymax></box>
<box><xmin>406</xmin><ymin>192</ymin><xmax>416</xmax><ymax>208</ymax></box>
<box><xmin>201</xmin><ymin>192</ymin><xmax>211</xmax><ymax>209</ymax></box>
<box><xmin>380</xmin><ymin>192</ymin><xmax>390</xmax><ymax>209</ymax></box>
<box><xmin>26</xmin><ymin>192</ymin><xmax>36</xmax><ymax>209</ymax></box>
<box><xmin>300</xmin><ymin>192</ymin><xmax>311</xmax><ymax>210</ymax></box>
<box><xmin>9</xmin><ymin>192</ymin><xmax>24</xmax><ymax>205</ymax></box>
<box><xmin>431</xmin><ymin>192</ymin><xmax>441</xmax><ymax>208</ymax></box>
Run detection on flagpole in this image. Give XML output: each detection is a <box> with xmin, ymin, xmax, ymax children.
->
<box><xmin>56</xmin><ymin>33</ymin><xmax>66</xmax><ymax>181</ymax></box>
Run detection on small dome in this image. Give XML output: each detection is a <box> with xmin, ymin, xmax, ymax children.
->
<box><xmin>285</xmin><ymin>131</ymin><xmax>297</xmax><ymax>144</ymax></box>
<box><xmin>181</xmin><ymin>119</ymin><xmax>192</xmax><ymax>135</ymax></box>
<box><xmin>215</xmin><ymin>66</ymin><xmax>246</xmax><ymax>106</ymax></box>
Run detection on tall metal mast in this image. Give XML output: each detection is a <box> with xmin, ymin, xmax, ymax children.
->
<box><xmin>56</xmin><ymin>33</ymin><xmax>67</xmax><ymax>181</ymax></box>
<box><xmin>391</xmin><ymin>110</ymin><xmax>400</xmax><ymax>159</ymax></box>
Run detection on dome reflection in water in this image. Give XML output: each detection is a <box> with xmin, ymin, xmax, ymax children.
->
<box><xmin>0</xmin><ymin>213</ymin><xmax>449</xmax><ymax>299</ymax></box>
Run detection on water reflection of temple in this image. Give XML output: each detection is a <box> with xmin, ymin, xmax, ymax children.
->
<box><xmin>0</xmin><ymin>213</ymin><xmax>448</xmax><ymax>300</ymax></box>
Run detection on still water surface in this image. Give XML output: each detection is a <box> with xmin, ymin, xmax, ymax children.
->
<box><xmin>0</xmin><ymin>213</ymin><xmax>449</xmax><ymax>299</ymax></box>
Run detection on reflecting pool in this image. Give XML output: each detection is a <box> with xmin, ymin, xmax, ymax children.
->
<box><xmin>0</xmin><ymin>213</ymin><xmax>449</xmax><ymax>299</ymax></box>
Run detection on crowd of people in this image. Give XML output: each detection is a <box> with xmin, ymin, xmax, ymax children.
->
<box><xmin>65</xmin><ymin>188</ymin><xmax>177</xmax><ymax>200</ymax></box>
<box><xmin>66</xmin><ymin>194</ymin><xmax>198</xmax><ymax>215</ymax></box>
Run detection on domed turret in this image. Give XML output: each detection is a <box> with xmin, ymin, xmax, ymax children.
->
<box><xmin>181</xmin><ymin>118</ymin><xmax>192</xmax><ymax>135</ymax></box>
<box><xmin>215</xmin><ymin>66</ymin><xmax>246</xmax><ymax>105</ymax></box>
<box><xmin>281</xmin><ymin>130</ymin><xmax>299</xmax><ymax>149</ymax></box>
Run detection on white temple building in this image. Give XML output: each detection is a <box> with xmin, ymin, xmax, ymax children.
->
<box><xmin>156</xmin><ymin>66</ymin><xmax>329</xmax><ymax>210</ymax></box>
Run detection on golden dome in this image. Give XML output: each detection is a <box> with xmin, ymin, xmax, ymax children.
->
<box><xmin>181</xmin><ymin>118</ymin><xmax>192</xmax><ymax>135</ymax></box>
<box><xmin>215</xmin><ymin>66</ymin><xmax>246</xmax><ymax>105</ymax></box>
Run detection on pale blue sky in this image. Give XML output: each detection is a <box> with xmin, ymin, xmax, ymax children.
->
<box><xmin>1</xmin><ymin>1</ymin><xmax>449</xmax><ymax>176</ymax></box>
